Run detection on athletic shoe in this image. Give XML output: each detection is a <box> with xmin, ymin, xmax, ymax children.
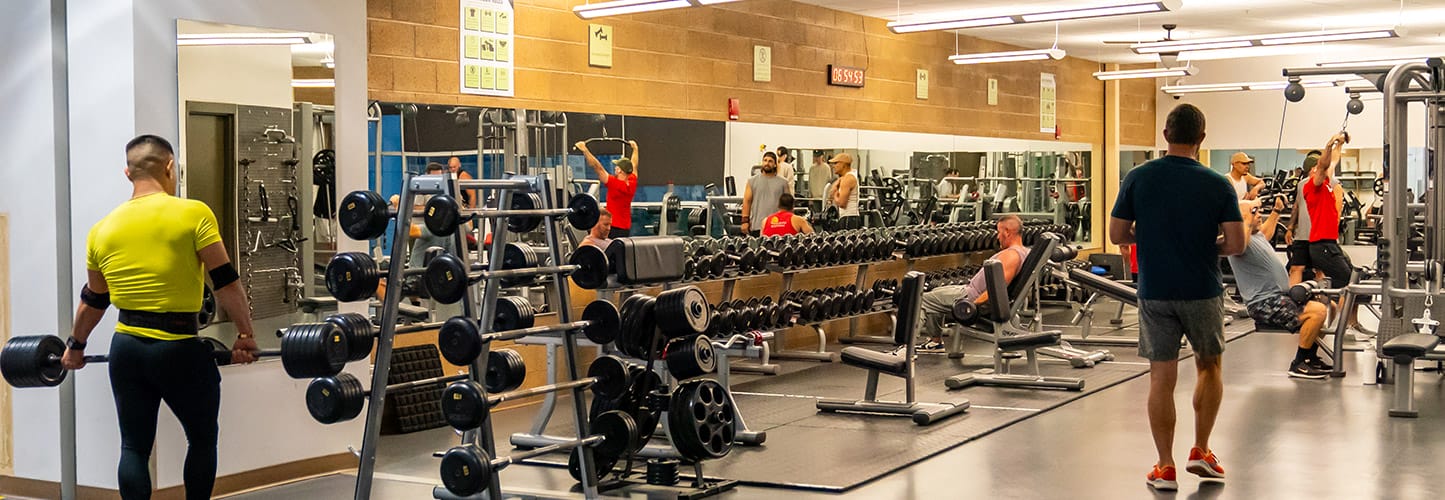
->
<box><xmin>1307</xmin><ymin>358</ymin><xmax>1334</xmax><ymax>372</ymax></box>
<box><xmin>1186</xmin><ymin>447</ymin><xmax>1226</xmax><ymax>479</ymax></box>
<box><xmin>1288</xmin><ymin>361</ymin><xmax>1329</xmax><ymax>379</ymax></box>
<box><xmin>916</xmin><ymin>340</ymin><xmax>945</xmax><ymax>353</ymax></box>
<box><xmin>1348</xmin><ymin>323</ymin><xmax>1376</xmax><ymax>341</ymax></box>
<box><xmin>1146</xmin><ymin>465</ymin><xmax>1178</xmax><ymax>491</ymax></box>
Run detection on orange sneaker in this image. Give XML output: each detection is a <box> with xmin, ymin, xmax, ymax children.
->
<box><xmin>1186</xmin><ymin>447</ymin><xmax>1225</xmax><ymax>479</ymax></box>
<box><xmin>1146</xmin><ymin>465</ymin><xmax>1178</xmax><ymax>491</ymax></box>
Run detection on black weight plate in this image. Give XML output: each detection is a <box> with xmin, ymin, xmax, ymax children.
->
<box><xmin>655</xmin><ymin>286</ymin><xmax>710</xmax><ymax>338</ymax></box>
<box><xmin>1</xmin><ymin>335</ymin><xmax>65</xmax><ymax>388</ymax></box>
<box><xmin>568</xmin><ymin>193</ymin><xmax>601</xmax><ymax>230</ymax></box>
<box><xmin>424</xmin><ymin>194</ymin><xmax>463</xmax><ymax>236</ymax></box>
<box><xmin>664</xmin><ymin>334</ymin><xmax>716</xmax><ymax>380</ymax></box>
<box><xmin>494</xmin><ymin>296</ymin><xmax>536</xmax><ymax>331</ymax></box>
<box><xmin>327</xmin><ymin>313</ymin><xmax>375</xmax><ymax>362</ymax></box>
<box><xmin>568</xmin><ymin>446</ymin><xmax>620</xmax><ymax>484</ymax></box>
<box><xmin>440</xmin><ymin>445</ymin><xmax>490</xmax><ymax>496</ymax></box>
<box><xmin>667</xmin><ymin>379</ymin><xmax>735</xmax><ymax>461</ymax></box>
<box><xmin>337</xmin><ymin>190</ymin><xmax>391</xmax><ymax>240</ymax></box>
<box><xmin>305</xmin><ymin>373</ymin><xmax>366</xmax><ymax>424</ymax></box>
<box><xmin>581</xmin><ymin>299</ymin><xmax>621</xmax><ymax>345</ymax></box>
<box><xmin>424</xmin><ymin>253</ymin><xmax>472</xmax><ymax>305</ymax></box>
<box><xmin>437</xmin><ymin>316</ymin><xmax>482</xmax><ymax>366</ymax></box>
<box><xmin>508</xmin><ymin>193</ymin><xmax>544</xmax><ymax>233</ymax></box>
<box><xmin>198</xmin><ymin>285</ymin><xmax>216</xmax><ymax>330</ymax></box>
<box><xmin>325</xmin><ymin>252</ymin><xmax>379</xmax><ymax>303</ymax></box>
<box><xmin>280</xmin><ymin>322</ymin><xmax>349</xmax><ymax>379</ymax></box>
<box><xmin>486</xmin><ymin>349</ymin><xmax>526</xmax><ymax>393</ymax></box>
<box><xmin>588</xmin><ymin>355</ymin><xmax>632</xmax><ymax>400</ymax></box>
<box><xmin>502</xmin><ymin>243</ymin><xmax>539</xmax><ymax>271</ymax></box>
<box><xmin>592</xmin><ymin>410</ymin><xmax>640</xmax><ymax>459</ymax></box>
<box><xmin>569</xmin><ymin>245</ymin><xmax>610</xmax><ymax>290</ymax></box>
<box><xmin>442</xmin><ymin>379</ymin><xmax>488</xmax><ymax>431</ymax></box>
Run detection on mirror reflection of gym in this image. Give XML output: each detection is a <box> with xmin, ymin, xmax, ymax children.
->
<box><xmin>177</xmin><ymin>20</ymin><xmax>338</xmax><ymax>350</ymax></box>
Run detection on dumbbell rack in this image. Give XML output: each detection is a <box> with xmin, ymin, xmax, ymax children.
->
<box><xmin>349</xmin><ymin>173</ymin><xmax>604</xmax><ymax>500</ymax></box>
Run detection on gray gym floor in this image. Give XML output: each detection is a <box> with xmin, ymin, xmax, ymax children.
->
<box><xmin>225</xmin><ymin>306</ymin><xmax>1445</xmax><ymax>499</ymax></box>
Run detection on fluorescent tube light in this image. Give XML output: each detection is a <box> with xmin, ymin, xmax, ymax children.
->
<box><xmin>1133</xmin><ymin>27</ymin><xmax>1402</xmax><ymax>54</ymax></box>
<box><xmin>950</xmin><ymin>48</ymin><xmax>1066</xmax><ymax>65</ymax></box>
<box><xmin>574</xmin><ymin>0</ymin><xmax>692</xmax><ymax>19</ymax></box>
<box><xmin>1317</xmin><ymin>56</ymin><xmax>1426</xmax><ymax>68</ymax></box>
<box><xmin>178</xmin><ymin>33</ymin><xmax>312</xmax><ymax>46</ymax></box>
<box><xmin>889</xmin><ymin>0</ymin><xmax>1179</xmax><ymax>34</ymax></box>
<box><xmin>1163</xmin><ymin>78</ymin><xmax>1348</xmax><ymax>94</ymax></box>
<box><xmin>292</xmin><ymin>79</ymin><xmax>335</xmax><ymax>88</ymax></box>
<box><xmin>1161</xmin><ymin>84</ymin><xmax>1247</xmax><ymax>94</ymax></box>
<box><xmin>1093</xmin><ymin>66</ymin><xmax>1195</xmax><ymax>80</ymax></box>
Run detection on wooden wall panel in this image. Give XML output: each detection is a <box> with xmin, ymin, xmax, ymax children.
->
<box><xmin>367</xmin><ymin>0</ymin><xmax>1138</xmax><ymax>147</ymax></box>
<box><xmin>0</xmin><ymin>214</ymin><xmax>10</xmax><ymax>474</ymax></box>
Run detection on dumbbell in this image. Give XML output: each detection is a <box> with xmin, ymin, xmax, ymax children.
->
<box><xmin>1289</xmin><ymin>280</ymin><xmax>1322</xmax><ymax>304</ymax></box>
<box><xmin>422</xmin><ymin>191</ymin><xmax>603</xmax><ymax>237</ymax></box>
<box><xmin>0</xmin><ymin>334</ymin><xmax>325</xmax><ymax>389</ymax></box>
<box><xmin>437</xmin><ymin>299</ymin><xmax>621</xmax><ymax>366</ymax></box>
<box><xmin>439</xmin><ymin>409</ymin><xmax>640</xmax><ymax>497</ymax></box>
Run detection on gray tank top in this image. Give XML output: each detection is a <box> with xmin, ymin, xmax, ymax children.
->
<box><xmin>963</xmin><ymin>245</ymin><xmax>1031</xmax><ymax>301</ymax></box>
<box><xmin>839</xmin><ymin>171</ymin><xmax>860</xmax><ymax>217</ymax></box>
<box><xmin>747</xmin><ymin>174</ymin><xmax>789</xmax><ymax>227</ymax></box>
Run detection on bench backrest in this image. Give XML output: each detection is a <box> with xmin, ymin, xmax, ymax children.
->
<box><xmin>893</xmin><ymin>271</ymin><xmax>926</xmax><ymax>346</ymax></box>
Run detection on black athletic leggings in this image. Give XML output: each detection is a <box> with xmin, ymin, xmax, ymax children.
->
<box><xmin>108</xmin><ymin>333</ymin><xmax>221</xmax><ymax>500</ymax></box>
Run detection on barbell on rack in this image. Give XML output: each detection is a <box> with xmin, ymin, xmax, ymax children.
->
<box><xmin>439</xmin><ymin>354</ymin><xmax>634</xmax><ymax>431</ymax></box>
<box><xmin>424</xmin><ymin>252</ymin><xmax>581</xmax><ymax>305</ymax></box>
<box><xmin>423</xmin><ymin>191</ymin><xmax>602</xmax><ymax>236</ymax></box>
<box><xmin>439</xmin><ymin>409</ymin><xmax>640</xmax><ymax>497</ymax></box>
<box><xmin>436</xmin><ymin>299</ymin><xmax>621</xmax><ymax>366</ymax></box>
<box><xmin>305</xmin><ymin>349</ymin><xmax>530</xmax><ymax>426</ymax></box>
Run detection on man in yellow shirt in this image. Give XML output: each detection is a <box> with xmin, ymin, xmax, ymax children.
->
<box><xmin>62</xmin><ymin>135</ymin><xmax>258</xmax><ymax>500</ymax></box>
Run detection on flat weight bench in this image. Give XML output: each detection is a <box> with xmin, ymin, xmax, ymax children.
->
<box><xmin>945</xmin><ymin>236</ymin><xmax>1086</xmax><ymax>391</ymax></box>
<box><xmin>1382</xmin><ymin>333</ymin><xmax>1441</xmax><ymax>418</ymax></box>
<box><xmin>817</xmin><ymin>271</ymin><xmax>971</xmax><ymax>425</ymax></box>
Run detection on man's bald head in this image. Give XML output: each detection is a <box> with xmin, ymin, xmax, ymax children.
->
<box><xmin>125</xmin><ymin>134</ymin><xmax>174</xmax><ymax>183</ymax></box>
<box><xmin>996</xmin><ymin>214</ymin><xmax>1023</xmax><ymax>246</ymax></box>
<box><xmin>448</xmin><ymin>156</ymin><xmax>462</xmax><ymax>172</ymax></box>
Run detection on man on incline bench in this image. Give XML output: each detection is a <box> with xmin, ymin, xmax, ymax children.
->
<box><xmin>1228</xmin><ymin>199</ymin><xmax>1331</xmax><ymax>379</ymax></box>
<box><xmin>914</xmin><ymin>215</ymin><xmax>1027</xmax><ymax>352</ymax></box>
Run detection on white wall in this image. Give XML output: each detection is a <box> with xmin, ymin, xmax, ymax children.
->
<box><xmin>1156</xmin><ymin>53</ymin><xmax>1427</xmax><ymax>151</ymax></box>
<box><xmin>177</xmin><ymin>45</ymin><xmax>293</xmax><ymax>109</ymax></box>
<box><xmin>5</xmin><ymin>0</ymin><xmax>368</xmax><ymax>490</ymax></box>
<box><xmin>0</xmin><ymin>0</ymin><xmax>64</xmax><ymax>482</ymax></box>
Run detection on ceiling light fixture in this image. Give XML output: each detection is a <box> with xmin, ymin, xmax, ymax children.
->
<box><xmin>573</xmin><ymin>0</ymin><xmax>737</xmax><ymax>19</ymax></box>
<box><xmin>1316</xmin><ymin>56</ymin><xmax>1427</xmax><ymax>68</ymax></box>
<box><xmin>950</xmin><ymin>48</ymin><xmax>1066</xmax><ymax>65</ymax></box>
<box><xmin>1132</xmin><ymin>27</ymin><xmax>1403</xmax><ymax>54</ymax></box>
<box><xmin>1161</xmin><ymin>77</ymin><xmax>1356</xmax><ymax>95</ymax></box>
<box><xmin>178</xmin><ymin>32</ymin><xmax>312</xmax><ymax>46</ymax></box>
<box><xmin>1093</xmin><ymin>66</ymin><xmax>1196</xmax><ymax>80</ymax></box>
<box><xmin>292</xmin><ymin>78</ymin><xmax>335</xmax><ymax>88</ymax></box>
<box><xmin>888</xmin><ymin>0</ymin><xmax>1179</xmax><ymax>34</ymax></box>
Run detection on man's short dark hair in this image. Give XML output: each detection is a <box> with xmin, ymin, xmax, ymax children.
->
<box><xmin>426</xmin><ymin>162</ymin><xmax>446</xmax><ymax>173</ymax></box>
<box><xmin>813</xmin><ymin>150</ymin><xmax>826</xmax><ymax>158</ymax></box>
<box><xmin>125</xmin><ymin>134</ymin><xmax>174</xmax><ymax>181</ymax></box>
<box><xmin>778</xmin><ymin>192</ymin><xmax>795</xmax><ymax>210</ymax></box>
<box><xmin>777</xmin><ymin>146</ymin><xmax>790</xmax><ymax>157</ymax></box>
<box><xmin>1163</xmin><ymin>104</ymin><xmax>1206</xmax><ymax>145</ymax></box>
<box><xmin>763</xmin><ymin>152</ymin><xmax>778</xmax><ymax>161</ymax></box>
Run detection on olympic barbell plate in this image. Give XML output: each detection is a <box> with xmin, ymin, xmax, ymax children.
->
<box><xmin>326</xmin><ymin>312</ymin><xmax>376</xmax><ymax>362</ymax></box>
<box><xmin>198</xmin><ymin>286</ymin><xmax>216</xmax><ymax>330</ymax></box>
<box><xmin>424</xmin><ymin>252</ymin><xmax>471</xmax><ymax>305</ymax></box>
<box><xmin>279</xmin><ymin>322</ymin><xmax>350</xmax><ymax>379</ymax></box>
<box><xmin>424</xmin><ymin>194</ymin><xmax>463</xmax><ymax>237</ymax></box>
<box><xmin>495</xmin><ymin>296</ymin><xmax>536</xmax><ymax>331</ymax></box>
<box><xmin>438</xmin><ymin>316</ymin><xmax>482</xmax><ymax>366</ymax></box>
<box><xmin>325</xmin><ymin>252</ymin><xmax>380</xmax><ymax>303</ymax></box>
<box><xmin>486</xmin><ymin>348</ymin><xmax>527</xmax><ymax>393</ymax></box>
<box><xmin>663</xmin><ymin>334</ymin><xmax>716</xmax><ymax>381</ymax></box>
<box><xmin>581</xmin><ymin>299</ymin><xmax>621</xmax><ymax>345</ymax></box>
<box><xmin>0</xmin><ymin>335</ymin><xmax>67</xmax><ymax>388</ymax></box>
<box><xmin>569</xmin><ymin>245</ymin><xmax>610</xmax><ymax>290</ymax></box>
<box><xmin>442</xmin><ymin>379</ymin><xmax>488</xmax><ymax>431</ymax></box>
<box><xmin>655</xmin><ymin>286</ymin><xmax>711</xmax><ymax>338</ymax></box>
<box><xmin>588</xmin><ymin>355</ymin><xmax>631</xmax><ymax>400</ymax></box>
<box><xmin>568</xmin><ymin>193</ymin><xmax>601</xmax><ymax>231</ymax></box>
<box><xmin>305</xmin><ymin>372</ymin><xmax>366</xmax><ymax>424</ymax></box>
<box><xmin>667</xmin><ymin>379</ymin><xmax>736</xmax><ymax>461</ymax></box>
<box><xmin>440</xmin><ymin>445</ymin><xmax>490</xmax><ymax>496</ymax></box>
<box><xmin>592</xmin><ymin>409</ymin><xmax>641</xmax><ymax>459</ymax></box>
<box><xmin>508</xmin><ymin>193</ymin><xmax>544</xmax><ymax>233</ymax></box>
<box><xmin>337</xmin><ymin>190</ymin><xmax>391</xmax><ymax>241</ymax></box>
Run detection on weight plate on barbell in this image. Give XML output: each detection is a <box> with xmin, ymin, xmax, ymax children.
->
<box><xmin>0</xmin><ymin>335</ymin><xmax>66</xmax><ymax>388</ymax></box>
<box><xmin>569</xmin><ymin>244</ymin><xmax>611</xmax><ymax>290</ymax></box>
<box><xmin>424</xmin><ymin>194</ymin><xmax>464</xmax><ymax>236</ymax></box>
<box><xmin>486</xmin><ymin>348</ymin><xmax>527</xmax><ymax>394</ymax></box>
<box><xmin>337</xmin><ymin>190</ymin><xmax>390</xmax><ymax>241</ymax></box>
<box><xmin>305</xmin><ymin>372</ymin><xmax>366</xmax><ymax>425</ymax></box>
<box><xmin>581</xmin><ymin>299</ymin><xmax>621</xmax><ymax>345</ymax></box>
<box><xmin>424</xmin><ymin>252</ymin><xmax>471</xmax><ymax>305</ymax></box>
<box><xmin>568</xmin><ymin>193</ymin><xmax>601</xmax><ymax>231</ymax></box>
<box><xmin>655</xmin><ymin>286</ymin><xmax>711</xmax><ymax>338</ymax></box>
<box><xmin>325</xmin><ymin>252</ymin><xmax>380</xmax><ymax>303</ymax></box>
<box><xmin>667</xmin><ymin>379</ymin><xmax>736</xmax><ymax>462</ymax></box>
<box><xmin>507</xmin><ymin>193</ymin><xmax>545</xmax><ymax>233</ymax></box>
<box><xmin>438</xmin><ymin>316</ymin><xmax>482</xmax><ymax>366</ymax></box>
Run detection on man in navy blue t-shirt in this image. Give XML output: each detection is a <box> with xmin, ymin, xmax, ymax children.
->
<box><xmin>1110</xmin><ymin>103</ymin><xmax>1246</xmax><ymax>491</ymax></box>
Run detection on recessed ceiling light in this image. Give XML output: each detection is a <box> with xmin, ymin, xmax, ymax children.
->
<box><xmin>950</xmin><ymin>48</ymin><xmax>1066</xmax><ymax>65</ymax></box>
<box><xmin>1132</xmin><ymin>27</ymin><xmax>1403</xmax><ymax>54</ymax></box>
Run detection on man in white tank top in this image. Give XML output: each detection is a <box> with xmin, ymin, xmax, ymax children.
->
<box><xmin>827</xmin><ymin>153</ymin><xmax>862</xmax><ymax>229</ymax></box>
<box><xmin>1228</xmin><ymin>152</ymin><xmax>1263</xmax><ymax>200</ymax></box>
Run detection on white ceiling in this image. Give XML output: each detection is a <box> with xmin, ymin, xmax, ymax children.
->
<box><xmin>796</xmin><ymin>0</ymin><xmax>1445</xmax><ymax>64</ymax></box>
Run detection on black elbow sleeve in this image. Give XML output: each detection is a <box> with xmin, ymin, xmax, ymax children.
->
<box><xmin>80</xmin><ymin>284</ymin><xmax>110</xmax><ymax>310</ymax></box>
<box><xmin>209</xmin><ymin>263</ymin><xmax>240</xmax><ymax>290</ymax></box>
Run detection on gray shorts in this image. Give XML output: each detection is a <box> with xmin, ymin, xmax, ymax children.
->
<box><xmin>1137</xmin><ymin>295</ymin><xmax>1226</xmax><ymax>361</ymax></box>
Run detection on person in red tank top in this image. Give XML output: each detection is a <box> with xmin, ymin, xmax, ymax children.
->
<box><xmin>576</xmin><ymin>140</ymin><xmax>639</xmax><ymax>239</ymax></box>
<box><xmin>761</xmin><ymin>193</ymin><xmax>814</xmax><ymax>237</ymax></box>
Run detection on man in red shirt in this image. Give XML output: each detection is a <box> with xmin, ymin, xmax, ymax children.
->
<box><xmin>577</xmin><ymin>140</ymin><xmax>639</xmax><ymax>239</ymax></box>
<box><xmin>760</xmin><ymin>193</ymin><xmax>814</xmax><ymax>237</ymax></box>
<box><xmin>1303</xmin><ymin>132</ymin><xmax>1357</xmax><ymax>326</ymax></box>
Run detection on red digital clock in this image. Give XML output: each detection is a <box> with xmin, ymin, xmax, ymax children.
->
<box><xmin>827</xmin><ymin>65</ymin><xmax>865</xmax><ymax>88</ymax></box>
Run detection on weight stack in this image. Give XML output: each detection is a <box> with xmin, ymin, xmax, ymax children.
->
<box><xmin>381</xmin><ymin>345</ymin><xmax>447</xmax><ymax>435</ymax></box>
